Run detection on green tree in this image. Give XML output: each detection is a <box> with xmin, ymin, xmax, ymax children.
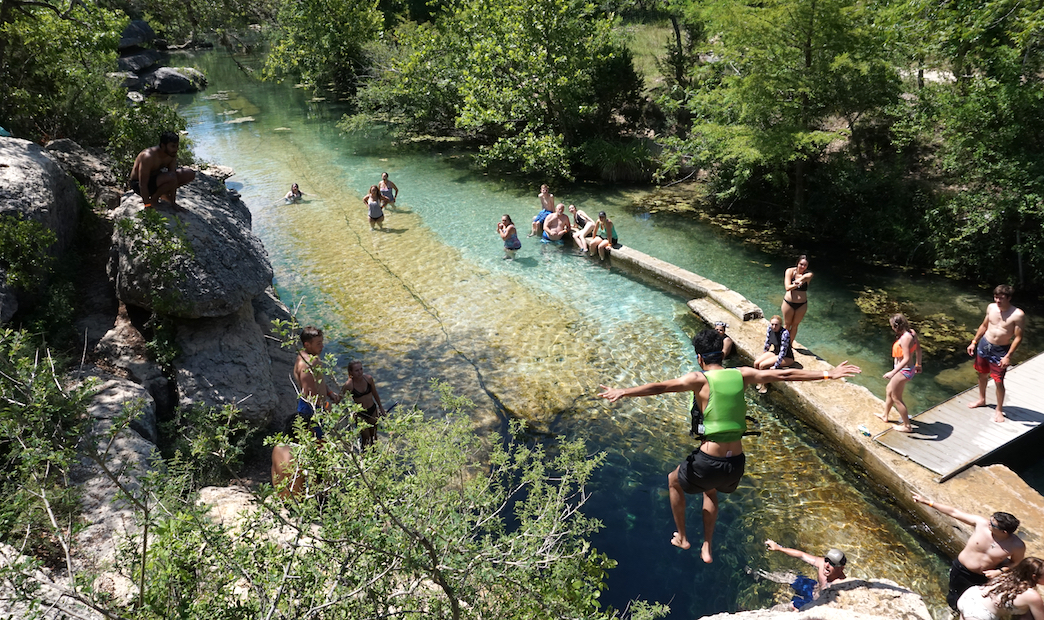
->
<box><xmin>349</xmin><ymin>0</ymin><xmax>643</xmax><ymax>179</ymax></box>
<box><xmin>658</xmin><ymin>0</ymin><xmax>899</xmax><ymax>219</ymax></box>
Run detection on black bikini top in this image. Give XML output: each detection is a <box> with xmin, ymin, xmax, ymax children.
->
<box><xmin>349</xmin><ymin>381</ymin><xmax>372</xmax><ymax>399</ymax></box>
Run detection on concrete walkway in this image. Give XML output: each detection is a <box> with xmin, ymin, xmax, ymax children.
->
<box><xmin>607</xmin><ymin>243</ymin><xmax>1044</xmax><ymax>559</ymax></box>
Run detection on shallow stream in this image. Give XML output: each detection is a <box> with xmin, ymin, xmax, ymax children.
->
<box><xmin>170</xmin><ymin>50</ymin><xmax>1044</xmax><ymax>618</ymax></box>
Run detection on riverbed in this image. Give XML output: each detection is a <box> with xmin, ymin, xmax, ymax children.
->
<box><xmin>164</xmin><ymin>50</ymin><xmax>1044</xmax><ymax>618</ymax></box>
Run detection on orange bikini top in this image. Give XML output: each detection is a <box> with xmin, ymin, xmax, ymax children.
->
<box><xmin>892</xmin><ymin>335</ymin><xmax>919</xmax><ymax>359</ymax></box>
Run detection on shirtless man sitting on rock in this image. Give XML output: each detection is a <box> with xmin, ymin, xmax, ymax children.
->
<box><xmin>542</xmin><ymin>203</ymin><xmax>570</xmax><ymax>241</ymax></box>
<box><xmin>913</xmin><ymin>494</ymin><xmax>1025</xmax><ymax>610</ymax></box>
<box><xmin>128</xmin><ymin>131</ymin><xmax>195</xmax><ymax>209</ymax></box>
<box><xmin>966</xmin><ymin>284</ymin><xmax>1025</xmax><ymax>422</ymax></box>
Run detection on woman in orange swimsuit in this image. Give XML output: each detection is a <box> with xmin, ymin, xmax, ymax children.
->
<box><xmin>879</xmin><ymin>313</ymin><xmax>922</xmax><ymax>432</ymax></box>
<box><xmin>781</xmin><ymin>255</ymin><xmax>813</xmax><ymax>345</ymax></box>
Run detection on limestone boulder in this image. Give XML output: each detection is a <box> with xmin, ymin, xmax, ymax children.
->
<box><xmin>699</xmin><ymin>578</ymin><xmax>932</xmax><ymax>620</ymax></box>
<box><xmin>0</xmin><ymin>137</ymin><xmax>80</xmax><ymax>253</ymax></box>
<box><xmin>118</xmin><ymin>19</ymin><xmax>155</xmax><ymax>51</ymax></box>
<box><xmin>45</xmin><ymin>138</ymin><xmax>122</xmax><ymax>210</ymax></box>
<box><xmin>93</xmin><ymin>306</ymin><xmax>172</xmax><ymax>418</ymax></box>
<box><xmin>252</xmin><ymin>287</ymin><xmax>299</xmax><ymax>429</ymax></box>
<box><xmin>82</xmin><ymin>370</ymin><xmax>158</xmax><ymax>444</ymax></box>
<box><xmin>108</xmin><ymin>171</ymin><xmax>273</xmax><ymax>319</ymax></box>
<box><xmin>117</xmin><ymin>49</ymin><xmax>163</xmax><ymax>73</ymax></box>
<box><xmin>107</xmin><ymin>71</ymin><xmax>142</xmax><ymax>90</ymax></box>
<box><xmin>174</xmin><ymin>301</ymin><xmax>279</xmax><ymax>426</ymax></box>
<box><xmin>143</xmin><ymin>66</ymin><xmax>207</xmax><ymax>94</ymax></box>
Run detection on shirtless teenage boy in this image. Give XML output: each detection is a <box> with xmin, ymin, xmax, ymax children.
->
<box><xmin>271</xmin><ymin>326</ymin><xmax>341</xmax><ymax>497</ymax></box>
<box><xmin>966</xmin><ymin>284</ymin><xmax>1025</xmax><ymax>422</ymax></box>
<box><xmin>128</xmin><ymin>131</ymin><xmax>195</xmax><ymax>208</ymax></box>
<box><xmin>599</xmin><ymin>329</ymin><xmax>860</xmax><ymax>563</ymax></box>
<box><xmin>530</xmin><ymin>184</ymin><xmax>555</xmax><ymax>237</ymax></box>
<box><xmin>913</xmin><ymin>494</ymin><xmax>1025</xmax><ymax>610</ymax></box>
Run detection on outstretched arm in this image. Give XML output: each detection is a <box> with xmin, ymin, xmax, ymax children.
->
<box><xmin>765</xmin><ymin>540</ymin><xmax>819</xmax><ymax>567</ymax></box>
<box><xmin>742</xmin><ymin>362</ymin><xmax>860</xmax><ymax>386</ymax></box>
<box><xmin>911</xmin><ymin>494</ymin><xmax>986</xmax><ymax>527</ymax></box>
<box><xmin>598</xmin><ymin>372</ymin><xmax>703</xmax><ymax>403</ymax></box>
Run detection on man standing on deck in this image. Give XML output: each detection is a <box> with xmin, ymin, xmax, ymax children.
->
<box><xmin>912</xmin><ymin>494</ymin><xmax>1024</xmax><ymax>610</ymax></box>
<box><xmin>598</xmin><ymin>329</ymin><xmax>861</xmax><ymax>563</ymax></box>
<box><xmin>967</xmin><ymin>284</ymin><xmax>1025</xmax><ymax>422</ymax></box>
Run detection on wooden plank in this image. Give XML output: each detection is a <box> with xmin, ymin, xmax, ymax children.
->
<box><xmin>875</xmin><ymin>354</ymin><xmax>1044</xmax><ymax>480</ymax></box>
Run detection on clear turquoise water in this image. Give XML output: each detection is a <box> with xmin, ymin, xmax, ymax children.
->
<box><xmin>161</xmin><ymin>51</ymin><xmax>1044</xmax><ymax>619</ymax></box>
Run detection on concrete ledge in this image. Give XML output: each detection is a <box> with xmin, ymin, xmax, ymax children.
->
<box><xmin>612</xmin><ymin>245</ymin><xmax>763</xmax><ymax>321</ymax></box>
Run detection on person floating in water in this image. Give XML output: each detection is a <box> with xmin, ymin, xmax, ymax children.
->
<box><xmin>598</xmin><ymin>329</ymin><xmax>860</xmax><ymax>563</ymax></box>
<box><xmin>284</xmin><ymin>183</ymin><xmax>302</xmax><ymax>203</ymax></box>
<box><xmin>966</xmin><ymin>284</ymin><xmax>1025</xmax><ymax>423</ymax></box>
<box><xmin>128</xmin><ymin>130</ymin><xmax>195</xmax><ymax>210</ymax></box>
<box><xmin>764</xmin><ymin>540</ymin><xmax>848</xmax><ymax>610</ymax></box>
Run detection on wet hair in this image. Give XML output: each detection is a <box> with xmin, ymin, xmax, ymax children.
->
<box><xmin>890</xmin><ymin>313</ymin><xmax>912</xmax><ymax>334</ymax></box>
<box><xmin>692</xmin><ymin>329</ymin><xmax>725</xmax><ymax>363</ymax></box>
<box><xmin>300</xmin><ymin>326</ymin><xmax>323</xmax><ymax>345</ymax></box>
<box><xmin>369</xmin><ymin>185</ymin><xmax>380</xmax><ymax>195</ymax></box>
<box><xmin>382</xmin><ymin>172</ymin><xmax>389</xmax><ymax>179</ymax></box>
<box><xmin>291</xmin><ymin>183</ymin><xmax>299</xmax><ymax>190</ymax></box>
<box><xmin>502</xmin><ymin>214</ymin><xmax>514</xmax><ymax>226</ymax></box>
<box><xmin>992</xmin><ymin>512</ymin><xmax>1020</xmax><ymax>534</ymax></box>
<box><xmin>796</xmin><ymin>254</ymin><xmax>809</xmax><ymax>266</ymax></box>
<box><xmin>160</xmin><ymin>131</ymin><xmax>179</xmax><ymax>146</ymax></box>
<box><xmin>994</xmin><ymin>284</ymin><xmax>1014</xmax><ymax>298</ymax></box>
<box><xmin>348</xmin><ymin>360</ymin><xmax>363</xmax><ymax>375</ymax></box>
<box><xmin>986</xmin><ymin>557</ymin><xmax>1044</xmax><ymax>609</ymax></box>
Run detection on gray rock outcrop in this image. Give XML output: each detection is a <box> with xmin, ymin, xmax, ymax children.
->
<box><xmin>142</xmin><ymin>66</ymin><xmax>207</xmax><ymax>94</ymax></box>
<box><xmin>252</xmin><ymin>287</ymin><xmax>299</xmax><ymax>429</ymax></box>
<box><xmin>117</xmin><ymin>49</ymin><xmax>164</xmax><ymax>73</ymax></box>
<box><xmin>0</xmin><ymin>137</ymin><xmax>81</xmax><ymax>253</ymax></box>
<box><xmin>118</xmin><ymin>19</ymin><xmax>155</xmax><ymax>51</ymax></box>
<box><xmin>174</xmin><ymin>301</ymin><xmax>279</xmax><ymax>425</ymax></box>
<box><xmin>45</xmin><ymin>138</ymin><xmax>122</xmax><ymax>210</ymax></box>
<box><xmin>700</xmin><ymin>578</ymin><xmax>932</xmax><ymax>620</ymax></box>
<box><xmin>108</xmin><ymin>171</ymin><xmax>273</xmax><ymax>319</ymax></box>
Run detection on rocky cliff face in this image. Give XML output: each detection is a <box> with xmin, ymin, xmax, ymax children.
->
<box><xmin>701</xmin><ymin>578</ymin><xmax>932</xmax><ymax>620</ymax></box>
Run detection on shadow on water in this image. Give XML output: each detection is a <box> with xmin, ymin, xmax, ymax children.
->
<box><xmin>171</xmin><ymin>50</ymin><xmax>1029</xmax><ymax>619</ymax></box>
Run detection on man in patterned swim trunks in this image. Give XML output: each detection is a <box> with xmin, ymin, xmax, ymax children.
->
<box><xmin>966</xmin><ymin>284</ymin><xmax>1025</xmax><ymax>423</ymax></box>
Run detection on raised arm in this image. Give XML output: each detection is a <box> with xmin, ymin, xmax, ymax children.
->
<box><xmin>765</xmin><ymin>540</ymin><xmax>819</xmax><ymax>566</ymax></box>
<box><xmin>742</xmin><ymin>362</ymin><xmax>860</xmax><ymax>386</ymax></box>
<box><xmin>598</xmin><ymin>372</ymin><xmax>704</xmax><ymax>403</ymax></box>
<box><xmin>911</xmin><ymin>494</ymin><xmax>986</xmax><ymax>527</ymax></box>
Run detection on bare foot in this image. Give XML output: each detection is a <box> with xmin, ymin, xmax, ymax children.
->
<box><xmin>992</xmin><ymin>411</ymin><xmax>1006</xmax><ymax>423</ymax></box>
<box><xmin>967</xmin><ymin>399</ymin><xmax>987</xmax><ymax>409</ymax></box>
<box><xmin>701</xmin><ymin>541</ymin><xmax>714</xmax><ymax>563</ymax></box>
<box><xmin>876</xmin><ymin>412</ymin><xmax>889</xmax><ymax>422</ymax></box>
<box><xmin>670</xmin><ymin>532</ymin><xmax>690</xmax><ymax>550</ymax></box>
<box><xmin>892</xmin><ymin>424</ymin><xmax>913</xmax><ymax>433</ymax></box>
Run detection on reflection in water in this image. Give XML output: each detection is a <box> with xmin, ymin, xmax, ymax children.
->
<box><xmin>178</xmin><ymin>52</ymin><xmax>952</xmax><ymax>618</ymax></box>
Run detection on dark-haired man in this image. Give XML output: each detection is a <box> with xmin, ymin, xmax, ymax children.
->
<box><xmin>967</xmin><ymin>284</ymin><xmax>1025</xmax><ymax>422</ymax></box>
<box><xmin>913</xmin><ymin>494</ymin><xmax>1025</xmax><ymax>610</ymax></box>
<box><xmin>128</xmin><ymin>131</ymin><xmax>196</xmax><ymax>209</ymax></box>
<box><xmin>599</xmin><ymin>329</ymin><xmax>861</xmax><ymax>563</ymax></box>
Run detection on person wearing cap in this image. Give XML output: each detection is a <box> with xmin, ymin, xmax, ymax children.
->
<box><xmin>913</xmin><ymin>494</ymin><xmax>1025</xmax><ymax>610</ymax></box>
<box><xmin>598</xmin><ymin>329</ymin><xmax>861</xmax><ymax>563</ymax></box>
<box><xmin>765</xmin><ymin>539</ymin><xmax>848</xmax><ymax>608</ymax></box>
<box><xmin>714</xmin><ymin>321</ymin><xmax>734</xmax><ymax>360</ymax></box>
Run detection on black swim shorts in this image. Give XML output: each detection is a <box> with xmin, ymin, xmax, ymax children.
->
<box><xmin>676</xmin><ymin>449</ymin><xmax>746</xmax><ymax>495</ymax></box>
<box><xmin>129</xmin><ymin>171</ymin><xmax>160</xmax><ymax>198</ymax></box>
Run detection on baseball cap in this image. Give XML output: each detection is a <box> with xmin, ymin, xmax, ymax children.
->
<box><xmin>825</xmin><ymin>549</ymin><xmax>847</xmax><ymax>567</ymax></box>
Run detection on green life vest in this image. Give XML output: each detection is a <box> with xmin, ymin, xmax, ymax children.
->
<box><xmin>690</xmin><ymin>368</ymin><xmax>747</xmax><ymax>443</ymax></box>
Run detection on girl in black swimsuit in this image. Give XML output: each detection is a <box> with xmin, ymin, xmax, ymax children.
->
<box><xmin>342</xmin><ymin>360</ymin><xmax>385</xmax><ymax>449</ymax></box>
<box><xmin>781</xmin><ymin>255</ymin><xmax>812</xmax><ymax>345</ymax></box>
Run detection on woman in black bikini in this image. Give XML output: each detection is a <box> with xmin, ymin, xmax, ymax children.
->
<box><xmin>781</xmin><ymin>255</ymin><xmax>813</xmax><ymax>345</ymax></box>
<box><xmin>342</xmin><ymin>360</ymin><xmax>385</xmax><ymax>449</ymax></box>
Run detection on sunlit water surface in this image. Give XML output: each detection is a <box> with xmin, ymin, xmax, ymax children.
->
<box><xmin>162</xmin><ymin>51</ymin><xmax>1044</xmax><ymax>619</ymax></box>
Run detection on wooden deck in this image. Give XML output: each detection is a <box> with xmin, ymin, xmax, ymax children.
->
<box><xmin>875</xmin><ymin>353</ymin><xmax>1044</xmax><ymax>482</ymax></box>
